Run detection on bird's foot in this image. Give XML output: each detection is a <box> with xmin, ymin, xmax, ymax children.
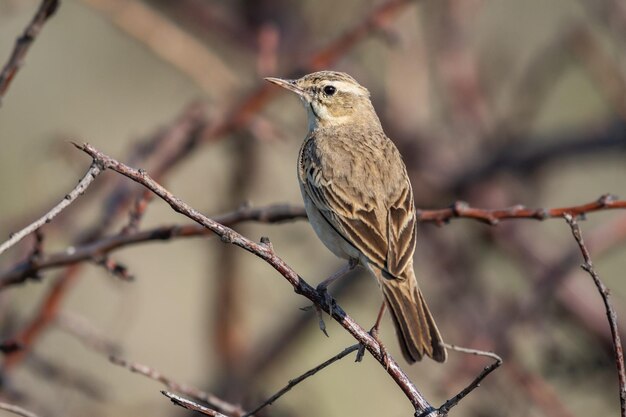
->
<box><xmin>316</xmin><ymin>282</ymin><xmax>336</xmax><ymax>317</ymax></box>
<box><xmin>355</xmin><ymin>325</ymin><xmax>389</xmax><ymax>368</ymax></box>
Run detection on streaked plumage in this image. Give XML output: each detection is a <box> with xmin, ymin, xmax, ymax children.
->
<box><xmin>266</xmin><ymin>71</ymin><xmax>446</xmax><ymax>363</ymax></box>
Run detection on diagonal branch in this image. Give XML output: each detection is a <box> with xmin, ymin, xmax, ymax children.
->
<box><xmin>73</xmin><ymin>142</ymin><xmax>435</xmax><ymax>413</ymax></box>
<box><xmin>0</xmin><ymin>162</ymin><xmax>102</xmax><ymax>257</ymax></box>
<box><xmin>564</xmin><ymin>214</ymin><xmax>626</xmax><ymax>417</ymax></box>
<box><xmin>0</xmin><ymin>0</ymin><xmax>60</xmax><ymax>102</ymax></box>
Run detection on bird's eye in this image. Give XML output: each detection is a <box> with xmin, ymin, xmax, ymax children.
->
<box><xmin>323</xmin><ymin>85</ymin><xmax>336</xmax><ymax>96</ymax></box>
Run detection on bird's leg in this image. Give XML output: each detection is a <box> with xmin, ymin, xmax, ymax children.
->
<box><xmin>356</xmin><ymin>302</ymin><xmax>389</xmax><ymax>367</ymax></box>
<box><xmin>316</xmin><ymin>258</ymin><xmax>358</xmax><ymax>291</ymax></box>
<box><xmin>314</xmin><ymin>259</ymin><xmax>358</xmax><ymax>335</ymax></box>
<box><xmin>316</xmin><ymin>259</ymin><xmax>357</xmax><ymax>311</ymax></box>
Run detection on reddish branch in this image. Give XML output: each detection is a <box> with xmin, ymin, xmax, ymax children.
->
<box><xmin>564</xmin><ymin>214</ymin><xmax>626</xmax><ymax>417</ymax></box>
<box><xmin>3</xmin><ymin>265</ymin><xmax>80</xmax><ymax>371</ymax></box>
<box><xmin>4</xmin><ymin>194</ymin><xmax>626</xmax><ymax>290</ymax></box>
<box><xmin>418</xmin><ymin>194</ymin><xmax>626</xmax><ymax>225</ymax></box>
<box><xmin>74</xmin><ymin>142</ymin><xmax>435</xmax><ymax>413</ymax></box>
<box><xmin>0</xmin><ymin>0</ymin><xmax>60</xmax><ymax>101</ymax></box>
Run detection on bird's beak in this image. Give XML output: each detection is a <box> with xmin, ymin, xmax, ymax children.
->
<box><xmin>265</xmin><ymin>77</ymin><xmax>308</xmax><ymax>99</ymax></box>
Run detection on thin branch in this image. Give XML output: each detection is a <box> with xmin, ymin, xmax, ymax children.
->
<box><xmin>432</xmin><ymin>344</ymin><xmax>503</xmax><ymax>416</ymax></box>
<box><xmin>418</xmin><ymin>194</ymin><xmax>626</xmax><ymax>226</ymax></box>
<box><xmin>0</xmin><ymin>402</ymin><xmax>40</xmax><ymax>417</ymax></box>
<box><xmin>243</xmin><ymin>344</ymin><xmax>360</xmax><ymax>417</ymax></box>
<box><xmin>0</xmin><ymin>203</ymin><xmax>307</xmax><ymax>289</ymax></box>
<box><xmin>0</xmin><ymin>162</ymin><xmax>102</xmax><ymax>257</ymax></box>
<box><xmin>109</xmin><ymin>355</ymin><xmax>244</xmax><ymax>416</ymax></box>
<box><xmin>161</xmin><ymin>391</ymin><xmax>229</xmax><ymax>417</ymax></box>
<box><xmin>564</xmin><ymin>214</ymin><xmax>626</xmax><ymax>417</ymax></box>
<box><xmin>74</xmin><ymin>142</ymin><xmax>433</xmax><ymax>413</ymax></box>
<box><xmin>0</xmin><ymin>0</ymin><xmax>60</xmax><ymax>102</ymax></box>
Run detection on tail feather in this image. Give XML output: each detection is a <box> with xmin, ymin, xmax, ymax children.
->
<box><xmin>379</xmin><ymin>271</ymin><xmax>447</xmax><ymax>363</ymax></box>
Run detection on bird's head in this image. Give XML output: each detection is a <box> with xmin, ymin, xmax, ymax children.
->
<box><xmin>265</xmin><ymin>71</ymin><xmax>380</xmax><ymax>130</ymax></box>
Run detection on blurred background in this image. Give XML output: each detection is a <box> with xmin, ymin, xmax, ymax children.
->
<box><xmin>0</xmin><ymin>0</ymin><xmax>625</xmax><ymax>416</ymax></box>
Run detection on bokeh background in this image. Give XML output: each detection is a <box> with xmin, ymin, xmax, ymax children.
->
<box><xmin>1</xmin><ymin>0</ymin><xmax>625</xmax><ymax>416</ymax></box>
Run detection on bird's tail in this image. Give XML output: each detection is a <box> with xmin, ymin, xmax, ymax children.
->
<box><xmin>376</xmin><ymin>268</ymin><xmax>447</xmax><ymax>363</ymax></box>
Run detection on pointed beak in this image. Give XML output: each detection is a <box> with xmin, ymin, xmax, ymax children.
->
<box><xmin>264</xmin><ymin>77</ymin><xmax>308</xmax><ymax>99</ymax></box>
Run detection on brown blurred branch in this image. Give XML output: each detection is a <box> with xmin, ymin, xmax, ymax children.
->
<box><xmin>2</xmin><ymin>266</ymin><xmax>80</xmax><ymax>371</ymax></box>
<box><xmin>74</xmin><ymin>142</ymin><xmax>437</xmax><ymax>413</ymax></box>
<box><xmin>79</xmin><ymin>0</ymin><xmax>237</xmax><ymax>96</ymax></box>
<box><xmin>0</xmin><ymin>402</ymin><xmax>40</xmax><ymax>417</ymax></box>
<box><xmin>564</xmin><ymin>214</ymin><xmax>626</xmax><ymax>417</ymax></box>
<box><xmin>244</xmin><ymin>344</ymin><xmax>360</xmax><ymax>417</ymax></box>
<box><xmin>447</xmin><ymin>119</ymin><xmax>626</xmax><ymax>194</ymax></box>
<box><xmin>203</xmin><ymin>0</ymin><xmax>421</xmax><ymax>142</ymax></box>
<box><xmin>162</xmin><ymin>391</ymin><xmax>229</xmax><ymax>417</ymax></box>
<box><xmin>110</xmin><ymin>355</ymin><xmax>243</xmax><ymax>416</ymax></box>
<box><xmin>0</xmin><ymin>162</ymin><xmax>102</xmax><ymax>256</ymax></box>
<box><xmin>0</xmin><ymin>0</ymin><xmax>59</xmax><ymax>102</ymax></box>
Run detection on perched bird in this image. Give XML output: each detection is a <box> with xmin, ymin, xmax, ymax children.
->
<box><xmin>265</xmin><ymin>71</ymin><xmax>446</xmax><ymax>363</ymax></box>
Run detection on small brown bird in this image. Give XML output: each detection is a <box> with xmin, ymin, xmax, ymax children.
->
<box><xmin>266</xmin><ymin>71</ymin><xmax>446</xmax><ymax>363</ymax></box>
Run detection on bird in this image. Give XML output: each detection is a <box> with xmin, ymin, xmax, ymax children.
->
<box><xmin>265</xmin><ymin>71</ymin><xmax>446</xmax><ymax>363</ymax></box>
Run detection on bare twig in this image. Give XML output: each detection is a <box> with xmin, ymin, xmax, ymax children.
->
<box><xmin>0</xmin><ymin>203</ymin><xmax>306</xmax><ymax>289</ymax></box>
<box><xmin>110</xmin><ymin>356</ymin><xmax>244</xmax><ymax>416</ymax></box>
<box><xmin>0</xmin><ymin>402</ymin><xmax>40</xmax><ymax>417</ymax></box>
<box><xmin>428</xmin><ymin>344</ymin><xmax>502</xmax><ymax>416</ymax></box>
<box><xmin>0</xmin><ymin>163</ymin><xmax>102</xmax><ymax>256</ymax></box>
<box><xmin>74</xmin><ymin>142</ymin><xmax>433</xmax><ymax>413</ymax></box>
<box><xmin>564</xmin><ymin>214</ymin><xmax>626</xmax><ymax>417</ymax></box>
<box><xmin>0</xmin><ymin>0</ymin><xmax>60</xmax><ymax>102</ymax></box>
<box><xmin>162</xmin><ymin>391</ymin><xmax>229</xmax><ymax>417</ymax></box>
<box><xmin>243</xmin><ymin>344</ymin><xmax>360</xmax><ymax>417</ymax></box>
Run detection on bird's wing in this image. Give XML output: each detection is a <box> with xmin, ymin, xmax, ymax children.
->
<box><xmin>300</xmin><ymin>136</ymin><xmax>416</xmax><ymax>277</ymax></box>
<box><xmin>384</xmin><ymin>180</ymin><xmax>417</xmax><ymax>278</ymax></box>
